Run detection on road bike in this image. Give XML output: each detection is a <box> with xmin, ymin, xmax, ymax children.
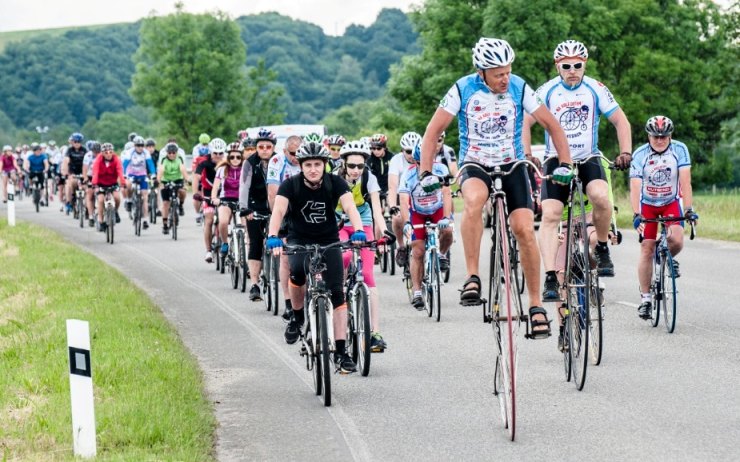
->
<box><xmin>286</xmin><ymin>241</ymin><xmax>347</xmax><ymax>407</ymax></box>
<box><xmin>410</xmin><ymin>220</ymin><xmax>444</xmax><ymax>322</ymax></box>
<box><xmin>224</xmin><ymin>202</ymin><xmax>248</xmax><ymax>290</ymax></box>
<box><xmin>130</xmin><ymin>178</ymin><xmax>145</xmax><ymax>236</ymax></box>
<box><xmin>642</xmin><ymin>216</ymin><xmax>696</xmax><ymax>333</ymax></box>
<box><xmin>73</xmin><ymin>175</ymin><xmax>87</xmax><ymax>227</ymax></box>
<box><xmin>148</xmin><ymin>176</ymin><xmax>159</xmax><ymax>225</ymax></box>
<box><xmin>456</xmin><ymin>159</ymin><xmax>543</xmax><ymax>441</ymax></box>
<box><xmin>99</xmin><ymin>186</ymin><xmax>117</xmax><ymax>245</ymax></box>
<box><xmin>252</xmin><ymin>213</ymin><xmax>281</xmax><ymax>314</ymax></box>
<box><xmin>163</xmin><ymin>182</ymin><xmax>182</xmax><ymax>241</ymax></box>
<box><xmin>29</xmin><ymin>174</ymin><xmax>44</xmax><ymax>213</ymax></box>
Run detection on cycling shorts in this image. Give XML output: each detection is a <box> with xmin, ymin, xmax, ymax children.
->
<box><xmin>409</xmin><ymin>208</ymin><xmax>445</xmax><ymax>242</ymax></box>
<box><xmin>459</xmin><ymin>162</ymin><xmax>533</xmax><ymax>212</ymax></box>
<box><xmin>129</xmin><ymin>175</ymin><xmax>149</xmax><ymax>191</ymax></box>
<box><xmin>287</xmin><ymin>242</ymin><xmax>345</xmax><ymax>308</ymax></box>
<box><xmin>641</xmin><ymin>200</ymin><xmax>683</xmax><ymax>240</ymax></box>
<box><xmin>541</xmin><ymin>157</ymin><xmax>606</xmax><ymax>204</ymax></box>
<box><xmin>160</xmin><ymin>180</ymin><xmax>184</xmax><ymax>201</ymax></box>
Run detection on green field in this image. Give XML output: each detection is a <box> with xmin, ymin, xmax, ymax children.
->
<box><xmin>0</xmin><ymin>220</ymin><xmax>215</xmax><ymax>460</ymax></box>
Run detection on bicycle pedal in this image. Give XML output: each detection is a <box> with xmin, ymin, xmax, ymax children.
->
<box><xmin>460</xmin><ymin>298</ymin><xmax>485</xmax><ymax>307</ymax></box>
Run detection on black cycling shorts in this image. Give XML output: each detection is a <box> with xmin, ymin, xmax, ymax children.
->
<box><xmin>160</xmin><ymin>180</ymin><xmax>184</xmax><ymax>201</ymax></box>
<box><xmin>247</xmin><ymin>216</ymin><xmax>267</xmax><ymax>261</ymax></box>
<box><xmin>287</xmin><ymin>243</ymin><xmax>345</xmax><ymax>308</ymax></box>
<box><xmin>540</xmin><ymin>157</ymin><xmax>606</xmax><ymax>205</ymax></box>
<box><xmin>459</xmin><ymin>162</ymin><xmax>533</xmax><ymax>212</ymax></box>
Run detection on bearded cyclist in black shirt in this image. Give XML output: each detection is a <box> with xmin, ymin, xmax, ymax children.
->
<box><xmin>61</xmin><ymin>132</ymin><xmax>87</xmax><ymax>214</ymax></box>
<box><xmin>266</xmin><ymin>141</ymin><xmax>367</xmax><ymax>374</ymax></box>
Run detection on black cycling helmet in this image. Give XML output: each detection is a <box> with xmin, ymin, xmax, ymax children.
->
<box><xmin>90</xmin><ymin>142</ymin><xmax>101</xmax><ymax>153</ymax></box>
<box><xmin>145</xmin><ymin>138</ymin><xmax>156</xmax><ymax>147</ymax></box>
<box><xmin>165</xmin><ymin>143</ymin><xmax>179</xmax><ymax>154</ymax></box>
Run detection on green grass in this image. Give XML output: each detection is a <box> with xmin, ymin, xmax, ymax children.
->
<box><xmin>614</xmin><ymin>192</ymin><xmax>740</xmax><ymax>241</ymax></box>
<box><xmin>0</xmin><ymin>220</ymin><xmax>215</xmax><ymax>461</ymax></box>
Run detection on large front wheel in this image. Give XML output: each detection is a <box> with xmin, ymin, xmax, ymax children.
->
<box><xmin>350</xmin><ymin>284</ymin><xmax>372</xmax><ymax>376</ymax></box>
<box><xmin>316</xmin><ymin>298</ymin><xmax>332</xmax><ymax>407</ymax></box>
<box><xmin>661</xmin><ymin>252</ymin><xmax>677</xmax><ymax>333</ymax></box>
<box><xmin>589</xmin><ymin>273</ymin><xmax>604</xmax><ymax>365</ymax></box>
<box><xmin>270</xmin><ymin>255</ymin><xmax>280</xmax><ymax>316</ymax></box>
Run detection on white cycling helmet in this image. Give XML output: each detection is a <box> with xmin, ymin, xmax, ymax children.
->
<box><xmin>209</xmin><ymin>137</ymin><xmax>226</xmax><ymax>153</ymax></box>
<box><xmin>399</xmin><ymin>132</ymin><xmax>422</xmax><ymax>151</ymax></box>
<box><xmin>339</xmin><ymin>140</ymin><xmax>370</xmax><ymax>160</ymax></box>
<box><xmin>472</xmin><ymin>37</ymin><xmax>515</xmax><ymax>69</ymax></box>
<box><xmin>124</xmin><ymin>141</ymin><xmax>134</xmax><ymax>152</ymax></box>
<box><xmin>553</xmin><ymin>40</ymin><xmax>589</xmax><ymax>61</ymax></box>
<box><xmin>645</xmin><ymin>115</ymin><xmax>674</xmax><ymax>137</ymax></box>
<box><xmin>2</xmin><ymin>145</ymin><xmax>12</xmax><ymax>152</ymax></box>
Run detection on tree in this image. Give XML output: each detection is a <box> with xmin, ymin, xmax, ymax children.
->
<box><xmin>243</xmin><ymin>59</ymin><xmax>285</xmax><ymax>127</ymax></box>
<box><xmin>131</xmin><ymin>4</ymin><xmax>250</xmax><ymax>142</ymax></box>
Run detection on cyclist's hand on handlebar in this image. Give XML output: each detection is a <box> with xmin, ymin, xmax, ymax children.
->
<box><xmin>551</xmin><ymin>163</ymin><xmax>574</xmax><ymax>185</ymax></box>
<box><xmin>615</xmin><ymin>152</ymin><xmax>632</xmax><ymax>170</ymax></box>
<box><xmin>350</xmin><ymin>229</ymin><xmax>367</xmax><ymax>245</ymax></box>
<box><xmin>437</xmin><ymin>218</ymin><xmax>451</xmax><ymax>230</ymax></box>
<box><xmin>685</xmin><ymin>208</ymin><xmax>699</xmax><ymax>223</ymax></box>
<box><xmin>420</xmin><ymin>170</ymin><xmax>442</xmax><ymax>193</ymax></box>
<box><xmin>633</xmin><ymin>213</ymin><xmax>644</xmax><ymax>230</ymax></box>
<box><xmin>211</xmin><ymin>197</ymin><xmax>220</xmax><ymax>206</ymax></box>
<box><xmin>382</xmin><ymin>229</ymin><xmax>396</xmax><ymax>245</ymax></box>
<box><xmin>266</xmin><ymin>236</ymin><xmax>283</xmax><ymax>255</ymax></box>
<box><xmin>389</xmin><ymin>206</ymin><xmax>400</xmax><ymax>216</ymax></box>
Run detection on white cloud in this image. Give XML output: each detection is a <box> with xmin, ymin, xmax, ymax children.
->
<box><xmin>0</xmin><ymin>0</ymin><xmax>422</xmax><ymax>34</ymax></box>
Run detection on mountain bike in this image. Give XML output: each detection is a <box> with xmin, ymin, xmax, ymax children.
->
<box><xmin>252</xmin><ymin>212</ymin><xmax>280</xmax><ymax>313</ymax></box>
<box><xmin>100</xmin><ymin>186</ymin><xmax>117</xmax><ymax>245</ymax></box>
<box><xmin>288</xmin><ymin>241</ymin><xmax>346</xmax><ymax>407</ymax></box>
<box><xmin>74</xmin><ymin>175</ymin><xmax>86</xmax><ymax>227</ymax></box>
<box><xmin>642</xmin><ymin>216</ymin><xmax>696</xmax><ymax>333</ymax></box>
<box><xmin>378</xmin><ymin>210</ymin><xmax>397</xmax><ymax>275</ymax></box>
<box><xmin>224</xmin><ymin>202</ymin><xmax>247</xmax><ymax>290</ymax></box>
<box><xmin>131</xmin><ymin>178</ymin><xmax>145</xmax><ymax>236</ymax></box>
<box><xmin>29</xmin><ymin>175</ymin><xmax>43</xmax><ymax>213</ymax></box>
<box><xmin>148</xmin><ymin>176</ymin><xmax>159</xmax><ymax>225</ymax></box>
<box><xmin>163</xmin><ymin>182</ymin><xmax>181</xmax><ymax>241</ymax></box>
<box><xmin>456</xmin><ymin>159</ymin><xmax>543</xmax><ymax>441</ymax></box>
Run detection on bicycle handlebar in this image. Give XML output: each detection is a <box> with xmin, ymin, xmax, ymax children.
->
<box><xmin>640</xmin><ymin>216</ymin><xmax>697</xmax><ymax>240</ymax></box>
<box><xmin>453</xmin><ymin>159</ymin><xmax>549</xmax><ymax>185</ymax></box>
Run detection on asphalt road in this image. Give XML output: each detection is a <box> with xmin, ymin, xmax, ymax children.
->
<box><xmin>9</xmin><ymin>197</ymin><xmax>740</xmax><ymax>461</ymax></box>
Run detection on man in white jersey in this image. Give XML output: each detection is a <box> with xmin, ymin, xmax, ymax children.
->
<box><xmin>419</xmin><ymin>37</ymin><xmax>574</xmax><ymax>338</ymax></box>
<box><xmin>630</xmin><ymin>115</ymin><xmax>697</xmax><ymax>319</ymax></box>
<box><xmin>387</xmin><ymin>131</ymin><xmax>420</xmax><ymax>267</ymax></box>
<box><xmin>523</xmin><ymin>40</ymin><xmax>632</xmax><ymax>303</ymax></box>
<box><xmin>266</xmin><ymin>132</ymin><xmax>302</xmax><ymax>320</ymax></box>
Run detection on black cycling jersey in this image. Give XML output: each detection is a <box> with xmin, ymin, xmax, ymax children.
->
<box><xmin>66</xmin><ymin>146</ymin><xmax>87</xmax><ymax>175</ymax></box>
<box><xmin>239</xmin><ymin>153</ymin><xmax>270</xmax><ymax>213</ymax></box>
<box><xmin>367</xmin><ymin>148</ymin><xmax>394</xmax><ymax>194</ymax></box>
<box><xmin>278</xmin><ymin>172</ymin><xmax>350</xmax><ymax>244</ymax></box>
<box><xmin>195</xmin><ymin>158</ymin><xmax>218</xmax><ymax>197</ymax></box>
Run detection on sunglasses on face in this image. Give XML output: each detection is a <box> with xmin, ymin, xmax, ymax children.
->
<box><xmin>403</xmin><ymin>149</ymin><xmax>413</xmax><ymax>155</ymax></box>
<box><xmin>329</xmin><ymin>147</ymin><xmax>341</xmax><ymax>152</ymax></box>
<box><xmin>257</xmin><ymin>145</ymin><xmax>272</xmax><ymax>150</ymax></box>
<box><xmin>228</xmin><ymin>155</ymin><xmax>241</xmax><ymax>160</ymax></box>
<box><xmin>559</xmin><ymin>62</ymin><xmax>584</xmax><ymax>71</ymax></box>
<box><xmin>213</xmin><ymin>151</ymin><xmax>224</xmax><ymax>156</ymax></box>
<box><xmin>651</xmin><ymin>135</ymin><xmax>670</xmax><ymax>140</ymax></box>
<box><xmin>371</xmin><ymin>147</ymin><xmax>384</xmax><ymax>151</ymax></box>
<box><xmin>135</xmin><ymin>144</ymin><xmax>144</xmax><ymax>147</ymax></box>
<box><xmin>345</xmin><ymin>163</ymin><xmax>365</xmax><ymax>170</ymax></box>
<box><xmin>287</xmin><ymin>151</ymin><xmax>297</xmax><ymax>156</ymax></box>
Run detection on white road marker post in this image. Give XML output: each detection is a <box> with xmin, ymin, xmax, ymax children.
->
<box><xmin>7</xmin><ymin>181</ymin><xmax>15</xmax><ymax>226</ymax></box>
<box><xmin>67</xmin><ymin>319</ymin><xmax>97</xmax><ymax>458</ymax></box>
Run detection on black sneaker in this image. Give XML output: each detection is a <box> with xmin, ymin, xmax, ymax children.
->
<box><xmin>395</xmin><ymin>247</ymin><xmax>408</xmax><ymax>268</ymax></box>
<box><xmin>284</xmin><ymin>317</ymin><xmax>302</xmax><ymax>344</ymax></box>
<box><xmin>542</xmin><ymin>273</ymin><xmax>561</xmax><ymax>302</ymax></box>
<box><xmin>594</xmin><ymin>245</ymin><xmax>615</xmax><ymax>277</ymax></box>
<box><xmin>178</xmin><ymin>204</ymin><xmax>185</xmax><ymax>216</ymax></box>
<box><xmin>125</xmin><ymin>201</ymin><xmax>132</xmax><ymax>212</ymax></box>
<box><xmin>88</xmin><ymin>218</ymin><xmax>95</xmax><ymax>227</ymax></box>
<box><xmin>99</xmin><ymin>222</ymin><xmax>107</xmax><ymax>232</ymax></box>
<box><xmin>439</xmin><ymin>255</ymin><xmax>450</xmax><ymax>272</ymax></box>
<box><xmin>671</xmin><ymin>259</ymin><xmax>680</xmax><ymax>278</ymax></box>
<box><xmin>282</xmin><ymin>308</ymin><xmax>292</xmax><ymax>321</ymax></box>
<box><xmin>249</xmin><ymin>284</ymin><xmax>262</xmax><ymax>301</ymax></box>
<box><xmin>162</xmin><ymin>225</ymin><xmax>169</xmax><ymax>235</ymax></box>
<box><xmin>143</xmin><ymin>221</ymin><xmax>149</xmax><ymax>230</ymax></box>
<box><xmin>115</xmin><ymin>212</ymin><xmax>121</xmax><ymax>223</ymax></box>
<box><xmin>370</xmin><ymin>332</ymin><xmax>387</xmax><ymax>353</ymax></box>
<box><xmin>334</xmin><ymin>352</ymin><xmax>357</xmax><ymax>374</ymax></box>
<box><xmin>412</xmin><ymin>294</ymin><xmax>425</xmax><ymax>310</ymax></box>
<box><xmin>638</xmin><ymin>301</ymin><xmax>652</xmax><ymax>319</ymax></box>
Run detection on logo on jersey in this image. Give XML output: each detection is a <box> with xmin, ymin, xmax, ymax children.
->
<box><xmin>559</xmin><ymin>105</ymin><xmax>590</xmax><ymax>131</ymax></box>
<box><xmin>301</xmin><ymin>201</ymin><xmax>327</xmax><ymax>223</ymax></box>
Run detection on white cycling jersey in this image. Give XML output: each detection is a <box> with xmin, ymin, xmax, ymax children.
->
<box><xmin>535</xmin><ymin>75</ymin><xmax>619</xmax><ymax>161</ymax></box>
<box><xmin>630</xmin><ymin>141</ymin><xmax>691</xmax><ymax>207</ymax></box>
<box><xmin>388</xmin><ymin>152</ymin><xmax>412</xmax><ymax>179</ymax></box>
<box><xmin>265</xmin><ymin>153</ymin><xmax>300</xmax><ymax>185</ymax></box>
<box><xmin>399</xmin><ymin>162</ymin><xmax>449</xmax><ymax>215</ymax></box>
<box><xmin>440</xmin><ymin>73</ymin><xmax>540</xmax><ymax>167</ymax></box>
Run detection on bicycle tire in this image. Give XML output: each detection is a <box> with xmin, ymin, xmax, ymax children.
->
<box><xmin>443</xmin><ymin>249</ymin><xmax>451</xmax><ymax>283</ymax></box>
<box><xmin>169</xmin><ymin>200</ymin><xmax>178</xmax><ymax>241</ymax></box>
<box><xmin>380</xmin><ymin>245</ymin><xmax>388</xmax><ymax>273</ymax></box>
<box><xmin>589</xmin><ymin>272</ymin><xmax>604</xmax><ymax>365</ymax></box>
<box><xmin>389</xmin><ymin>239</ymin><xmax>397</xmax><ymax>276</ymax></box>
<box><xmin>78</xmin><ymin>195</ymin><xmax>85</xmax><ymax>228</ymax></box>
<box><xmin>106</xmin><ymin>206</ymin><xmax>115</xmax><ymax>245</ymax></box>
<box><xmin>564</xmin><ymin>184</ymin><xmax>590</xmax><ymax>391</ymax></box>
<box><xmin>261</xmin><ymin>252</ymin><xmax>271</xmax><ymax>311</ymax></box>
<box><xmin>510</xmin><ymin>235</ymin><xmax>525</xmax><ymax>295</ymax></box>
<box><xmin>353</xmin><ymin>284</ymin><xmax>372</xmax><ymax>376</ymax></box>
<box><xmin>133</xmin><ymin>194</ymin><xmax>142</xmax><ymax>236</ymax></box>
<box><xmin>308</xmin><ymin>315</ymin><xmax>322</xmax><ymax>396</ymax></box>
<box><xmin>651</xmin><ymin>253</ymin><xmax>661</xmax><ymax>327</ymax></box>
<box><xmin>662</xmin><ymin>252</ymin><xmax>677</xmax><ymax>333</ymax></box>
<box><xmin>229</xmin><ymin>234</ymin><xmax>239</xmax><ymax>289</ymax></box>
<box><xmin>149</xmin><ymin>193</ymin><xmax>157</xmax><ymax>224</ymax></box>
<box><xmin>492</xmin><ymin>199</ymin><xmax>516</xmax><ymax>441</ymax></box>
<box><xmin>34</xmin><ymin>188</ymin><xmax>41</xmax><ymax>213</ymax></box>
<box><xmin>404</xmin><ymin>265</ymin><xmax>413</xmax><ymax>304</ymax></box>
<box><xmin>238</xmin><ymin>232</ymin><xmax>248</xmax><ymax>293</ymax></box>
<box><xmin>270</xmin><ymin>254</ymin><xmax>280</xmax><ymax>315</ymax></box>
<box><xmin>316</xmin><ymin>297</ymin><xmax>332</xmax><ymax>407</ymax></box>
<box><xmin>426</xmin><ymin>249</ymin><xmax>435</xmax><ymax>318</ymax></box>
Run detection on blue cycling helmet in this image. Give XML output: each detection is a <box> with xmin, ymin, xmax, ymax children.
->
<box><xmin>70</xmin><ymin>132</ymin><xmax>84</xmax><ymax>143</ymax></box>
<box><xmin>413</xmin><ymin>144</ymin><xmax>422</xmax><ymax>162</ymax></box>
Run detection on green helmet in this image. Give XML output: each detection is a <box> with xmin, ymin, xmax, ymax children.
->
<box><xmin>198</xmin><ymin>133</ymin><xmax>211</xmax><ymax>144</ymax></box>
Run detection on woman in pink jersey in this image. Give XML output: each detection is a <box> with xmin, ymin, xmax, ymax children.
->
<box><xmin>211</xmin><ymin>141</ymin><xmax>245</xmax><ymax>255</ymax></box>
<box><xmin>2</xmin><ymin>145</ymin><xmax>20</xmax><ymax>203</ymax></box>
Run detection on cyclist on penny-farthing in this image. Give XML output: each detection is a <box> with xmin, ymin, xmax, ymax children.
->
<box><xmin>266</xmin><ymin>141</ymin><xmax>367</xmax><ymax>374</ymax></box>
<box><xmin>417</xmin><ymin>37</ymin><xmax>574</xmax><ymax>338</ymax></box>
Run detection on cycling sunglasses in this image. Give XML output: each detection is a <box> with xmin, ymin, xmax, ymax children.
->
<box><xmin>228</xmin><ymin>155</ymin><xmax>242</xmax><ymax>160</ymax></box>
<box><xmin>345</xmin><ymin>163</ymin><xmax>365</xmax><ymax>170</ymax></box>
<box><xmin>559</xmin><ymin>62</ymin><xmax>584</xmax><ymax>71</ymax></box>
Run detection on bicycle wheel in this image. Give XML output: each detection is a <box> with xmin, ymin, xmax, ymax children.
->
<box><xmin>229</xmin><ymin>234</ymin><xmax>239</xmax><ymax>289</ymax></box>
<box><xmin>133</xmin><ymin>196</ymin><xmax>142</xmax><ymax>236</ymax></box>
<box><xmin>78</xmin><ymin>195</ymin><xmax>85</xmax><ymax>228</ymax></box>
<box><xmin>316</xmin><ymin>297</ymin><xmax>332</xmax><ymax>407</ymax></box>
<box><xmin>651</xmin><ymin>254</ymin><xmax>661</xmax><ymax>328</ymax></box>
<box><xmin>170</xmin><ymin>200</ymin><xmax>178</xmax><ymax>241</ymax></box>
<box><xmin>389</xmin><ymin>239</ymin><xmax>397</xmax><ymax>276</ymax></box>
<box><xmin>270</xmin><ymin>254</ymin><xmax>280</xmax><ymax>315</ymax></box>
<box><xmin>214</xmin><ymin>234</ymin><xmax>222</xmax><ymax>272</ymax></box>
<box><xmin>564</xmin><ymin>184</ymin><xmax>590</xmax><ymax>391</ymax></box>
<box><xmin>352</xmin><ymin>284</ymin><xmax>372</xmax><ymax>376</ymax></box>
<box><xmin>491</xmin><ymin>200</ymin><xmax>516</xmax><ymax>441</ymax></box>
<box><xmin>404</xmin><ymin>265</ymin><xmax>413</xmax><ymax>304</ymax></box>
<box><xmin>443</xmin><ymin>249</ymin><xmax>451</xmax><ymax>283</ymax></box>
<box><xmin>661</xmin><ymin>252</ymin><xmax>677</xmax><ymax>333</ymax></box>
<box><xmin>307</xmin><ymin>316</ymin><xmax>321</xmax><ymax>396</ymax></box>
<box><xmin>34</xmin><ymin>188</ymin><xmax>41</xmax><ymax>213</ymax></box>
<box><xmin>238</xmin><ymin>232</ymin><xmax>248</xmax><ymax>293</ymax></box>
<box><xmin>106</xmin><ymin>206</ymin><xmax>115</xmax><ymax>245</ymax></box>
<box><xmin>261</xmin><ymin>252</ymin><xmax>271</xmax><ymax>311</ymax></box>
<box><xmin>380</xmin><ymin>245</ymin><xmax>388</xmax><ymax>273</ymax></box>
<box><xmin>510</xmin><ymin>236</ymin><xmax>525</xmax><ymax>295</ymax></box>
<box><xmin>149</xmin><ymin>193</ymin><xmax>157</xmax><ymax>224</ymax></box>
<box><xmin>589</xmin><ymin>272</ymin><xmax>604</xmax><ymax>366</ymax></box>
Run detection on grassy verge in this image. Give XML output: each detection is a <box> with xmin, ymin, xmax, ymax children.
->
<box><xmin>614</xmin><ymin>192</ymin><xmax>740</xmax><ymax>242</ymax></box>
<box><xmin>0</xmin><ymin>220</ymin><xmax>215</xmax><ymax>461</ymax></box>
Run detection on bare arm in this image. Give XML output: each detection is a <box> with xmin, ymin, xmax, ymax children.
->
<box><xmin>630</xmin><ymin>178</ymin><xmax>642</xmax><ymax>215</ymax></box>
<box><xmin>608</xmin><ymin>108</ymin><xmax>632</xmax><ymax>155</ymax></box>
<box><xmin>268</xmin><ymin>184</ymin><xmax>279</xmax><ymax>210</ymax></box>
<box><xmin>522</xmin><ymin>113</ymin><xmax>536</xmax><ymax>157</ymax></box>
<box><xmin>678</xmin><ymin>168</ymin><xmax>693</xmax><ymax>211</ymax></box>
<box><xmin>268</xmin><ymin>195</ymin><xmax>289</xmax><ymax>236</ymax></box>
<box><xmin>530</xmin><ymin>105</ymin><xmax>572</xmax><ymax>165</ymax></box>
<box><xmin>370</xmin><ymin>191</ymin><xmax>386</xmax><ymax>238</ymax></box>
<box><xmin>399</xmin><ymin>193</ymin><xmax>410</xmax><ymax>224</ymax></box>
<box><xmin>421</xmin><ymin>108</ymin><xmax>455</xmax><ymax>173</ymax></box>
<box><xmin>387</xmin><ymin>174</ymin><xmax>399</xmax><ymax>208</ymax></box>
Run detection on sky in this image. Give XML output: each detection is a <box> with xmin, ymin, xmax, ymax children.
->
<box><xmin>0</xmin><ymin>0</ymin><xmax>421</xmax><ymax>35</ymax></box>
